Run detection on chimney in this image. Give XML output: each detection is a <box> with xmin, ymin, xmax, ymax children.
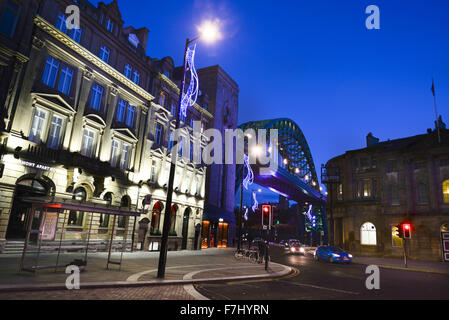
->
<box><xmin>366</xmin><ymin>132</ymin><xmax>380</xmax><ymax>148</ymax></box>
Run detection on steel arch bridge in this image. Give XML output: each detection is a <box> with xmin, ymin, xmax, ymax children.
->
<box><xmin>237</xmin><ymin>118</ymin><xmax>325</xmax><ymax>204</ymax></box>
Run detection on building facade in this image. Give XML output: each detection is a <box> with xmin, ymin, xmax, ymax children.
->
<box><xmin>0</xmin><ymin>0</ymin><xmax>213</xmax><ymax>253</ymax></box>
<box><xmin>197</xmin><ymin>66</ymin><xmax>239</xmax><ymax>249</ymax></box>
<box><xmin>326</xmin><ymin>127</ymin><xmax>449</xmax><ymax>261</ymax></box>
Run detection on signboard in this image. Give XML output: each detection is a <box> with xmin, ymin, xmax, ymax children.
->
<box><xmin>442</xmin><ymin>232</ymin><xmax>449</xmax><ymax>262</ymax></box>
<box><xmin>41</xmin><ymin>212</ymin><xmax>58</xmax><ymax>241</ymax></box>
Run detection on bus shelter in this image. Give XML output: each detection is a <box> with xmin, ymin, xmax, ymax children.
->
<box><xmin>18</xmin><ymin>196</ymin><xmax>142</xmax><ymax>273</ymax></box>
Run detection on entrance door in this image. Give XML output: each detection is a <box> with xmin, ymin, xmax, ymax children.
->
<box><xmin>6</xmin><ymin>178</ymin><xmax>50</xmax><ymax>240</ymax></box>
<box><xmin>182</xmin><ymin>209</ymin><xmax>191</xmax><ymax>250</ymax></box>
<box><xmin>442</xmin><ymin>223</ymin><xmax>449</xmax><ymax>262</ymax></box>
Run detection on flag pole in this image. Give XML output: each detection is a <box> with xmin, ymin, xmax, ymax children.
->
<box><xmin>432</xmin><ymin>78</ymin><xmax>441</xmax><ymax>144</ymax></box>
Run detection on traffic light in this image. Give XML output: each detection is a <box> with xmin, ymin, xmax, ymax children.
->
<box><xmin>262</xmin><ymin>205</ymin><xmax>272</xmax><ymax>228</ymax></box>
<box><xmin>403</xmin><ymin>223</ymin><xmax>412</xmax><ymax>239</ymax></box>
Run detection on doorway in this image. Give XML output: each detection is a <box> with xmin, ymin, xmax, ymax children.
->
<box><xmin>182</xmin><ymin>208</ymin><xmax>191</xmax><ymax>250</ymax></box>
<box><xmin>6</xmin><ymin>175</ymin><xmax>54</xmax><ymax>240</ymax></box>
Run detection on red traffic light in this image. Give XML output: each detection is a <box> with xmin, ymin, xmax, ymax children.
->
<box><xmin>403</xmin><ymin>224</ymin><xmax>410</xmax><ymax>230</ymax></box>
<box><xmin>262</xmin><ymin>205</ymin><xmax>270</xmax><ymax>214</ymax></box>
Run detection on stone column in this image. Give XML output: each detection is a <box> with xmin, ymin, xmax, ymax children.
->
<box><xmin>99</xmin><ymin>84</ymin><xmax>118</xmax><ymax>162</ymax></box>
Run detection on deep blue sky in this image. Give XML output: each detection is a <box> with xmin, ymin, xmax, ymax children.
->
<box><xmin>92</xmin><ymin>0</ymin><xmax>449</xmax><ymax>186</ymax></box>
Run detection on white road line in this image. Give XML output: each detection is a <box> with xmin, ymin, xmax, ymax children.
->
<box><xmin>279</xmin><ymin>280</ymin><xmax>360</xmax><ymax>295</ymax></box>
<box><xmin>182</xmin><ymin>265</ymin><xmax>260</xmax><ymax>300</ymax></box>
<box><xmin>126</xmin><ymin>264</ymin><xmax>229</xmax><ymax>282</ymax></box>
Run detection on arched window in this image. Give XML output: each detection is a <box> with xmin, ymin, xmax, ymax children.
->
<box><xmin>443</xmin><ymin>180</ymin><xmax>449</xmax><ymax>203</ymax></box>
<box><xmin>69</xmin><ymin>187</ymin><xmax>86</xmax><ymax>226</ymax></box>
<box><xmin>118</xmin><ymin>196</ymin><xmax>131</xmax><ymax>228</ymax></box>
<box><xmin>170</xmin><ymin>205</ymin><xmax>177</xmax><ymax>234</ymax></box>
<box><xmin>100</xmin><ymin>192</ymin><xmax>112</xmax><ymax>228</ymax></box>
<box><xmin>151</xmin><ymin>202</ymin><xmax>163</xmax><ymax>233</ymax></box>
<box><xmin>361</xmin><ymin>222</ymin><xmax>377</xmax><ymax>246</ymax></box>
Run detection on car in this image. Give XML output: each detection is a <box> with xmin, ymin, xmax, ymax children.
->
<box><xmin>287</xmin><ymin>240</ymin><xmax>305</xmax><ymax>255</ymax></box>
<box><xmin>314</xmin><ymin>245</ymin><xmax>353</xmax><ymax>263</ymax></box>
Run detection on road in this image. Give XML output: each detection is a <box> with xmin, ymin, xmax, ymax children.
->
<box><xmin>194</xmin><ymin>248</ymin><xmax>449</xmax><ymax>300</ymax></box>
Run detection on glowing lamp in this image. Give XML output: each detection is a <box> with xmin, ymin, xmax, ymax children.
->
<box><xmin>198</xmin><ymin>20</ymin><xmax>221</xmax><ymax>43</ymax></box>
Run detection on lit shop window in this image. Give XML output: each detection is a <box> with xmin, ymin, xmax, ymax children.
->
<box><xmin>361</xmin><ymin>222</ymin><xmax>377</xmax><ymax>246</ymax></box>
<box><xmin>443</xmin><ymin>180</ymin><xmax>449</xmax><ymax>203</ymax></box>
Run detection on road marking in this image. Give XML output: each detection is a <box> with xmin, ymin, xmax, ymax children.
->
<box><xmin>126</xmin><ymin>264</ymin><xmax>228</xmax><ymax>282</ymax></box>
<box><xmin>182</xmin><ymin>265</ymin><xmax>262</xmax><ymax>300</ymax></box>
<box><xmin>224</xmin><ymin>267</ymin><xmax>300</xmax><ymax>285</ymax></box>
<box><xmin>278</xmin><ymin>280</ymin><xmax>359</xmax><ymax>295</ymax></box>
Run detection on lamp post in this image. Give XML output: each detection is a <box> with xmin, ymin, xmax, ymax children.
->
<box><xmin>157</xmin><ymin>23</ymin><xmax>220</xmax><ymax>279</ymax></box>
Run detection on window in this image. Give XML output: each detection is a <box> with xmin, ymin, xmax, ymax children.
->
<box><xmin>417</xmin><ymin>183</ymin><xmax>429</xmax><ymax>205</ymax></box>
<box><xmin>90</xmin><ymin>84</ymin><xmax>103</xmax><ymax>111</ymax></box>
<box><xmin>69</xmin><ymin>28</ymin><xmax>82</xmax><ymax>43</ymax></box>
<box><xmin>100</xmin><ymin>193</ymin><xmax>112</xmax><ymax>228</ymax></box>
<box><xmin>56</xmin><ymin>13</ymin><xmax>68</xmax><ymax>34</ymax></box>
<box><xmin>0</xmin><ymin>1</ymin><xmax>20</xmax><ymax>37</ymax></box>
<box><xmin>42</xmin><ymin>57</ymin><xmax>60</xmax><ymax>88</ymax></box>
<box><xmin>159</xmin><ymin>92</ymin><xmax>166</xmax><ymax>107</ymax></box>
<box><xmin>171</xmin><ymin>102</ymin><xmax>177</xmax><ymax>116</ymax></box>
<box><xmin>155</xmin><ymin>123</ymin><xmax>163</xmax><ymax>145</ymax></box>
<box><xmin>190</xmin><ymin>117</ymin><xmax>194</xmax><ymax>128</ymax></box>
<box><xmin>29</xmin><ymin>108</ymin><xmax>47</xmax><ymax>143</ymax></box>
<box><xmin>58</xmin><ymin>66</ymin><xmax>74</xmax><ymax>95</ymax></box>
<box><xmin>361</xmin><ymin>222</ymin><xmax>377</xmax><ymax>246</ymax></box>
<box><xmin>443</xmin><ymin>180</ymin><xmax>449</xmax><ymax>203</ymax></box>
<box><xmin>170</xmin><ymin>205</ymin><xmax>177</xmax><ymax>233</ymax></box>
<box><xmin>80</xmin><ymin>129</ymin><xmax>96</xmax><ymax>158</ymax></box>
<box><xmin>106</xmin><ymin>19</ymin><xmax>114</xmax><ymax>33</ymax></box>
<box><xmin>151</xmin><ymin>202</ymin><xmax>162</xmax><ymax>232</ymax></box>
<box><xmin>163</xmin><ymin>70</ymin><xmax>170</xmax><ymax>78</ymax></box>
<box><xmin>125</xmin><ymin>105</ymin><xmax>135</xmax><ymax>128</ymax></box>
<box><xmin>120</xmin><ymin>144</ymin><xmax>131</xmax><ymax>170</ymax></box>
<box><xmin>110</xmin><ymin>140</ymin><xmax>120</xmax><ymax>168</ymax></box>
<box><xmin>132</xmin><ymin>70</ymin><xmax>140</xmax><ymax>85</ymax></box>
<box><xmin>99</xmin><ymin>46</ymin><xmax>110</xmax><ymax>63</ymax></box>
<box><xmin>168</xmin><ymin>131</ymin><xmax>174</xmax><ymax>150</ymax></box>
<box><xmin>355</xmin><ymin>179</ymin><xmax>372</xmax><ymax>199</ymax></box>
<box><xmin>414</xmin><ymin>161</ymin><xmax>426</xmax><ymax>170</ymax></box>
<box><xmin>118</xmin><ymin>197</ymin><xmax>130</xmax><ymax>228</ymax></box>
<box><xmin>392</xmin><ymin>226</ymin><xmax>403</xmax><ymax>248</ymax></box>
<box><xmin>111</xmin><ymin>140</ymin><xmax>133</xmax><ymax>171</ymax></box>
<box><xmin>124</xmin><ymin>64</ymin><xmax>132</xmax><ymax>79</ymax></box>
<box><xmin>68</xmin><ymin>188</ymin><xmax>87</xmax><ymax>226</ymax></box>
<box><xmin>150</xmin><ymin>160</ymin><xmax>157</xmax><ymax>183</ymax></box>
<box><xmin>46</xmin><ymin>115</ymin><xmax>64</xmax><ymax>149</ymax></box>
<box><xmin>116</xmin><ymin>99</ymin><xmax>127</xmax><ymax>122</ymax></box>
<box><xmin>56</xmin><ymin>13</ymin><xmax>82</xmax><ymax>43</ymax></box>
<box><xmin>337</xmin><ymin>184</ymin><xmax>343</xmax><ymax>201</ymax></box>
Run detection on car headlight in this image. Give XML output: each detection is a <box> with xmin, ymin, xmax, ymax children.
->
<box><xmin>300</xmin><ymin>247</ymin><xmax>305</xmax><ymax>252</ymax></box>
<box><xmin>348</xmin><ymin>254</ymin><xmax>353</xmax><ymax>258</ymax></box>
<box><xmin>291</xmin><ymin>248</ymin><xmax>296</xmax><ymax>252</ymax></box>
<box><xmin>332</xmin><ymin>253</ymin><xmax>340</xmax><ymax>258</ymax></box>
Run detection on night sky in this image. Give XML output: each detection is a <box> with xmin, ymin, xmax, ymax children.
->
<box><xmin>91</xmin><ymin>0</ymin><xmax>449</xmax><ymax>190</ymax></box>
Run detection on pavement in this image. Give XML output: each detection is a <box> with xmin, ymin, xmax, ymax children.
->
<box><xmin>0</xmin><ymin>248</ymin><xmax>291</xmax><ymax>299</ymax></box>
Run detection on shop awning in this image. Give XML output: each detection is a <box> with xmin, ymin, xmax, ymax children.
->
<box><xmin>19</xmin><ymin>196</ymin><xmax>142</xmax><ymax>217</ymax></box>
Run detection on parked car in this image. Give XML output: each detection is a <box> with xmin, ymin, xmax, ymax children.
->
<box><xmin>314</xmin><ymin>246</ymin><xmax>352</xmax><ymax>263</ymax></box>
<box><xmin>287</xmin><ymin>240</ymin><xmax>305</xmax><ymax>255</ymax></box>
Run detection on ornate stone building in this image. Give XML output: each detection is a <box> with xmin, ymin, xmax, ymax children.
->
<box><xmin>0</xmin><ymin>0</ymin><xmax>213</xmax><ymax>253</ymax></box>
<box><xmin>326</xmin><ymin>126</ymin><xmax>449</xmax><ymax>261</ymax></box>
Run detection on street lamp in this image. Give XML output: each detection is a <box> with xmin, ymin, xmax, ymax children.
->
<box><xmin>157</xmin><ymin>22</ymin><xmax>220</xmax><ymax>279</ymax></box>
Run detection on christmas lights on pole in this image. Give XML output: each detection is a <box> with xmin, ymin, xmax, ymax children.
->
<box><xmin>157</xmin><ymin>21</ymin><xmax>221</xmax><ymax>279</ymax></box>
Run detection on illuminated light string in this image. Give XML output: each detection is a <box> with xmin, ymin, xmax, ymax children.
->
<box><xmin>252</xmin><ymin>191</ymin><xmax>259</xmax><ymax>212</ymax></box>
<box><xmin>180</xmin><ymin>45</ymin><xmax>199</xmax><ymax>118</ymax></box>
<box><xmin>243</xmin><ymin>207</ymin><xmax>249</xmax><ymax>221</ymax></box>
<box><xmin>242</xmin><ymin>154</ymin><xmax>254</xmax><ymax>190</ymax></box>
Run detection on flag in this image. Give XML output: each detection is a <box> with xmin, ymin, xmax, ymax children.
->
<box><xmin>431</xmin><ymin>79</ymin><xmax>436</xmax><ymax>97</ymax></box>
